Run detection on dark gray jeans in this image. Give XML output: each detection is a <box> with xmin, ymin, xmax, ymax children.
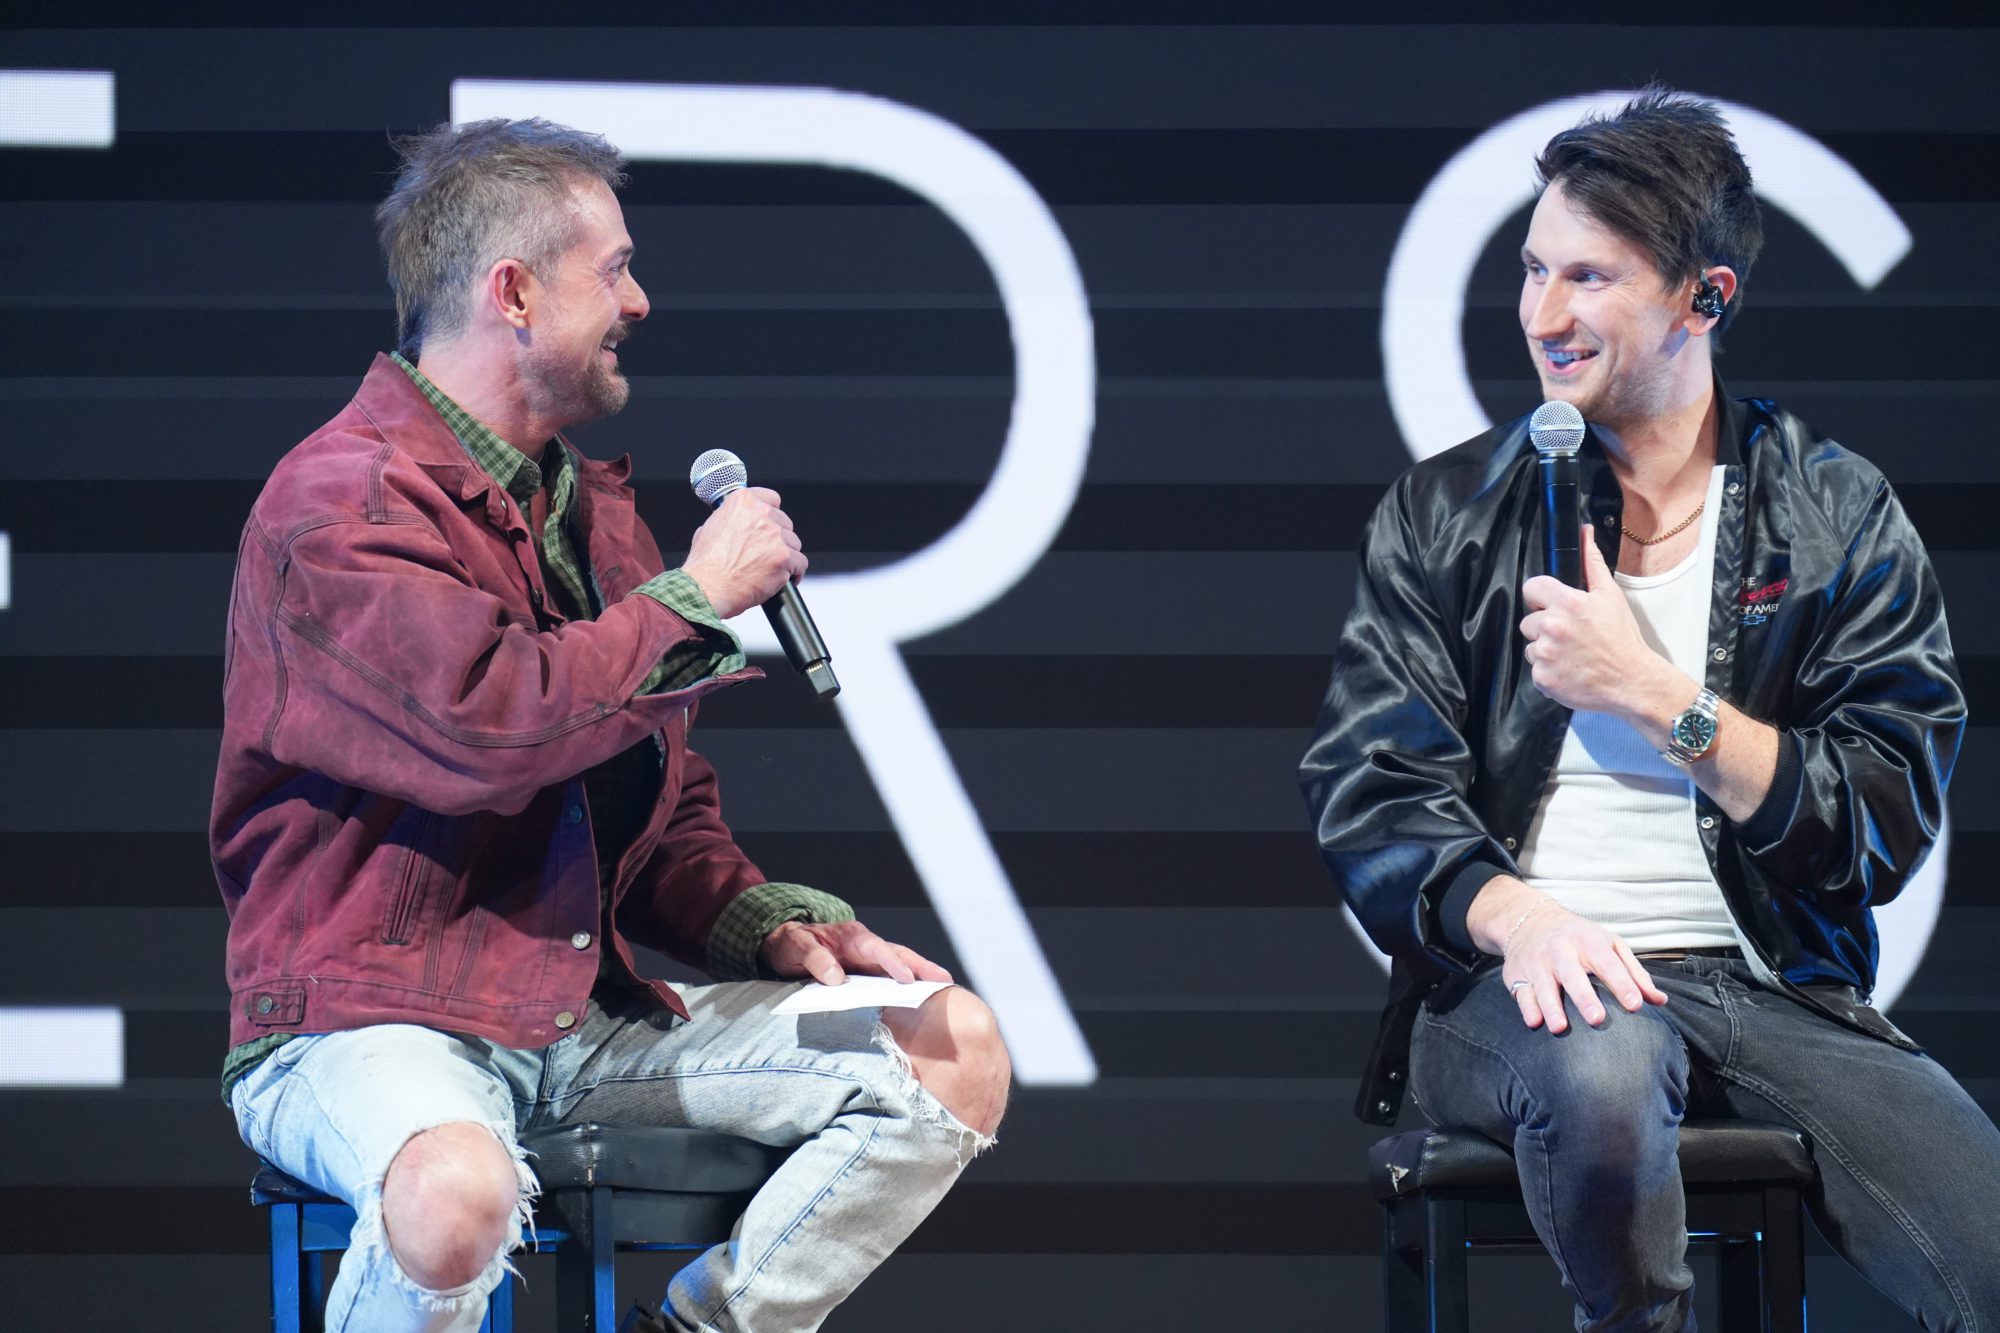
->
<box><xmin>1408</xmin><ymin>955</ymin><xmax>2000</xmax><ymax>1332</ymax></box>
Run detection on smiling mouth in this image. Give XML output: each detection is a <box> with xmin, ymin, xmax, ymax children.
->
<box><xmin>1543</xmin><ymin>348</ymin><xmax>1597</xmax><ymax>371</ymax></box>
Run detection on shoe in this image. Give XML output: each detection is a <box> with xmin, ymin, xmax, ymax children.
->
<box><xmin>617</xmin><ymin>1303</ymin><xmax>672</xmax><ymax>1333</ymax></box>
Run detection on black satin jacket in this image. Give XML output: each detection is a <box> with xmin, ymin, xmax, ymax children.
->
<box><xmin>1300</xmin><ymin>387</ymin><xmax>1963</xmax><ymax>1124</ymax></box>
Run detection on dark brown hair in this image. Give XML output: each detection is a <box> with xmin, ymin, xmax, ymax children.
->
<box><xmin>1536</xmin><ymin>87</ymin><xmax>1764</xmax><ymax>334</ymax></box>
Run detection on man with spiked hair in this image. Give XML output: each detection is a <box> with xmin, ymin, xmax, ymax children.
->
<box><xmin>214</xmin><ymin>118</ymin><xmax>1009</xmax><ymax>1332</ymax></box>
<box><xmin>1303</xmin><ymin>89</ymin><xmax>2000</xmax><ymax>1329</ymax></box>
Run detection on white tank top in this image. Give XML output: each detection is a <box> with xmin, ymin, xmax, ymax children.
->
<box><xmin>1514</xmin><ymin>466</ymin><xmax>1739</xmax><ymax>952</ymax></box>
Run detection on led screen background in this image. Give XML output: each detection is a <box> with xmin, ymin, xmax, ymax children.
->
<box><xmin>4</xmin><ymin>7</ymin><xmax>1998</xmax><ymax>1329</ymax></box>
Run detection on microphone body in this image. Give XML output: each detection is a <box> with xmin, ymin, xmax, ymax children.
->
<box><xmin>688</xmin><ymin>449</ymin><xmax>841</xmax><ymax>701</ymax></box>
<box><xmin>1529</xmin><ymin>402</ymin><xmax>1587</xmax><ymax>588</ymax></box>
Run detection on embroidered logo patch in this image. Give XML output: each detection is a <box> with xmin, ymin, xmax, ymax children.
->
<box><xmin>1738</xmin><ymin>576</ymin><xmax>1788</xmax><ymax>626</ymax></box>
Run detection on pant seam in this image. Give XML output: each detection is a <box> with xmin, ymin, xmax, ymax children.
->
<box><xmin>1717</xmin><ymin>1062</ymin><xmax>1976</xmax><ymax>1331</ymax></box>
<box><xmin>704</xmin><ymin>1091</ymin><xmax>890</xmax><ymax>1331</ymax></box>
<box><xmin>1416</xmin><ymin>1012</ymin><xmax>1598</xmax><ymax>1315</ymax></box>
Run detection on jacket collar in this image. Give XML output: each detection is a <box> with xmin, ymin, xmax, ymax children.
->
<box><xmin>350</xmin><ymin>352</ymin><xmax>635</xmax><ymax>504</ymax></box>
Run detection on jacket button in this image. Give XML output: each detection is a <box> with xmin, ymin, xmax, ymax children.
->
<box><xmin>1700</xmin><ymin>816</ymin><xmax>1716</xmax><ymax>830</ymax></box>
<box><xmin>256</xmin><ymin>995</ymin><xmax>274</xmax><ymax>1015</ymax></box>
<box><xmin>1711</xmin><ymin>647</ymin><xmax>1728</xmax><ymax>661</ymax></box>
<box><xmin>571</xmin><ymin>931</ymin><xmax>592</xmax><ymax>950</ymax></box>
<box><xmin>1599</xmin><ymin>514</ymin><xmax>1616</xmax><ymax>527</ymax></box>
<box><xmin>1377</xmin><ymin>1100</ymin><xmax>1394</xmax><ymax>1116</ymax></box>
<box><xmin>1726</xmin><ymin>481</ymin><xmax>1741</xmax><ymax>495</ymax></box>
<box><xmin>555</xmin><ymin>1011</ymin><xmax>576</xmax><ymax>1030</ymax></box>
<box><xmin>566</xmin><ymin>804</ymin><xmax>585</xmax><ymax>825</ymax></box>
<box><xmin>1503</xmin><ymin>837</ymin><xmax>1518</xmax><ymax>851</ymax></box>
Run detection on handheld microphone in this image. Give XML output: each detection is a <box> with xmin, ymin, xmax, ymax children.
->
<box><xmin>688</xmin><ymin>448</ymin><xmax>840</xmax><ymax>701</ymax></box>
<box><xmin>1529</xmin><ymin>401</ymin><xmax>1586</xmax><ymax>588</ymax></box>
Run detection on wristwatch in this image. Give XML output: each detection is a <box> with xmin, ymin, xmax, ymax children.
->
<box><xmin>1662</xmin><ymin>687</ymin><xmax>1721</xmax><ymax>766</ymax></box>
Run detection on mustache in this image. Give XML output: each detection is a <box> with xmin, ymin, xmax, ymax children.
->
<box><xmin>605</xmin><ymin>321</ymin><xmax>635</xmax><ymax>346</ymax></box>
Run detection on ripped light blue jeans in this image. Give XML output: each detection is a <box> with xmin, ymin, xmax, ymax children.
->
<box><xmin>230</xmin><ymin>981</ymin><xmax>992</xmax><ymax>1332</ymax></box>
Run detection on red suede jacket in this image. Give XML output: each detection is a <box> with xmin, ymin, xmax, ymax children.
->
<box><xmin>213</xmin><ymin>355</ymin><xmax>765</xmax><ymax>1049</ymax></box>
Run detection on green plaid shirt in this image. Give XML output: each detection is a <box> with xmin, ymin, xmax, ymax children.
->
<box><xmin>219</xmin><ymin>360</ymin><xmax>854</xmax><ymax>1099</ymax></box>
<box><xmin>391</xmin><ymin>353</ymin><xmax>740</xmax><ymax>691</ymax></box>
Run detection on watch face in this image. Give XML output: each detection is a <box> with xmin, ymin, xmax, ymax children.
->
<box><xmin>1673</xmin><ymin>710</ymin><xmax>1718</xmax><ymax>753</ymax></box>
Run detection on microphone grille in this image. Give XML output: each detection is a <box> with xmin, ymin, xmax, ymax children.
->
<box><xmin>1529</xmin><ymin>401</ymin><xmax>1586</xmax><ymax>457</ymax></box>
<box><xmin>690</xmin><ymin>448</ymin><xmax>747</xmax><ymax>505</ymax></box>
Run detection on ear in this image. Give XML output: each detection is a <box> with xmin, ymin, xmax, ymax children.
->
<box><xmin>1688</xmin><ymin>265</ymin><xmax>1739</xmax><ymax>334</ymax></box>
<box><xmin>485</xmin><ymin>257</ymin><xmax>537</xmax><ymax>333</ymax></box>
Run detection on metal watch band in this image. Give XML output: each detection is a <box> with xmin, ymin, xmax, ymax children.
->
<box><xmin>1662</xmin><ymin>687</ymin><xmax>1722</xmax><ymax>767</ymax></box>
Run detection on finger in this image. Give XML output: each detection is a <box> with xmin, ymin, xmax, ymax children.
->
<box><xmin>800</xmin><ymin>938</ymin><xmax>846</xmax><ymax>986</ymax></box>
<box><xmin>743</xmin><ymin>486</ymin><xmax>782</xmax><ymax>508</ymax></box>
<box><xmin>855</xmin><ymin>933</ymin><xmax>916</xmax><ymax>983</ymax></box>
<box><xmin>765</xmin><ymin>506</ymin><xmax>795</xmax><ymax>533</ymax></box>
<box><xmin>892</xmin><ymin>943</ymin><xmax>953</xmax><ymax>984</ymax></box>
<box><xmin>1614</xmin><ymin>938</ymin><xmax>1669</xmax><ymax>1006</ymax></box>
<box><xmin>1555</xmin><ymin>957</ymin><xmax>1607</xmax><ymax>1027</ymax></box>
<box><xmin>1506</xmin><ymin>972</ymin><xmax>1545</xmax><ymax>1030</ymax></box>
<box><xmin>1519</xmin><ymin>610</ymin><xmax>1543</xmax><ymax>642</ymax></box>
<box><xmin>1521</xmin><ymin>575</ymin><xmax>1562</xmax><ymax>610</ymax></box>
<box><xmin>1581</xmin><ymin>523</ymin><xmax>1613</xmax><ymax>591</ymax></box>
<box><xmin>1583</xmin><ymin>942</ymin><xmax>1645</xmax><ymax>1012</ymax></box>
<box><xmin>1532</xmin><ymin>964</ymin><xmax>1569</xmax><ymax>1035</ymax></box>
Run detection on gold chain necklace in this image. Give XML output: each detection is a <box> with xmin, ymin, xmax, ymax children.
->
<box><xmin>1621</xmin><ymin>501</ymin><xmax>1705</xmax><ymax>546</ymax></box>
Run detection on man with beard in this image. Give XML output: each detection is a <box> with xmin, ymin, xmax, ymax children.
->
<box><xmin>213</xmin><ymin>118</ymin><xmax>1009</xmax><ymax>1333</ymax></box>
<box><xmin>1300</xmin><ymin>89</ymin><xmax>2000</xmax><ymax>1329</ymax></box>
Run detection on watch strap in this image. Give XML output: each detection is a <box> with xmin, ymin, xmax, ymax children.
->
<box><xmin>1663</xmin><ymin>687</ymin><xmax>1722</xmax><ymax>766</ymax></box>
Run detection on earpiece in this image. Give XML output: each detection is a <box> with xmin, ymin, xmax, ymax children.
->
<box><xmin>1692</xmin><ymin>274</ymin><xmax>1726</xmax><ymax>320</ymax></box>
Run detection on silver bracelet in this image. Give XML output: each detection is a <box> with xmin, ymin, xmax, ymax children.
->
<box><xmin>1501</xmin><ymin>898</ymin><xmax>1556</xmax><ymax>954</ymax></box>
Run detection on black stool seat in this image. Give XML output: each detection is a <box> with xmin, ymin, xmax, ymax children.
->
<box><xmin>252</xmin><ymin>1121</ymin><xmax>782</xmax><ymax>1205</ymax></box>
<box><xmin>1370</xmin><ymin>1118</ymin><xmax>1813</xmax><ymax>1332</ymax></box>
<box><xmin>253</xmin><ymin>1123</ymin><xmax>787</xmax><ymax>1332</ymax></box>
<box><xmin>1368</xmin><ymin>1119</ymin><xmax>1815</xmax><ymax>1199</ymax></box>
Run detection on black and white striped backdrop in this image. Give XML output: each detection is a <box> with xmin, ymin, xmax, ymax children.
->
<box><xmin>3</xmin><ymin>7</ymin><xmax>1997</xmax><ymax>1329</ymax></box>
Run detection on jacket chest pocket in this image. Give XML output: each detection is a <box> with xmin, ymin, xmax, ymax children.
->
<box><xmin>381</xmin><ymin>810</ymin><xmax>438</xmax><ymax>946</ymax></box>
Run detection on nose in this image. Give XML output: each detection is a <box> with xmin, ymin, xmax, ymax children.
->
<box><xmin>1520</xmin><ymin>275</ymin><xmax>1568</xmax><ymax>343</ymax></box>
<box><xmin>622</xmin><ymin>270</ymin><xmax>650</xmax><ymax>322</ymax></box>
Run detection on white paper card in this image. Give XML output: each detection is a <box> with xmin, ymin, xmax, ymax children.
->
<box><xmin>771</xmin><ymin>976</ymin><xmax>953</xmax><ymax>1015</ymax></box>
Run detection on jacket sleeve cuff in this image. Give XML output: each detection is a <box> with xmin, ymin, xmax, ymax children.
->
<box><xmin>1435</xmin><ymin>858</ymin><xmax>1511</xmax><ymax>957</ymax></box>
<box><xmin>703</xmin><ymin>882</ymin><xmax>858</xmax><ymax>981</ymax></box>
<box><xmin>630</xmin><ymin>569</ymin><xmax>747</xmax><ymax>692</ymax></box>
<box><xmin>1735</xmin><ymin>728</ymin><xmax>1803</xmax><ymax>853</ymax></box>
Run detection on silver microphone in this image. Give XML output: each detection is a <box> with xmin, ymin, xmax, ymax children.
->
<box><xmin>687</xmin><ymin>449</ymin><xmax>839</xmax><ymax>701</ymax></box>
<box><xmin>1529</xmin><ymin>401</ymin><xmax>1586</xmax><ymax>587</ymax></box>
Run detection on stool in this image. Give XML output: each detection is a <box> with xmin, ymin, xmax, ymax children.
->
<box><xmin>253</xmin><ymin>1122</ymin><xmax>787</xmax><ymax>1332</ymax></box>
<box><xmin>1368</xmin><ymin>1119</ymin><xmax>1812</xmax><ymax>1332</ymax></box>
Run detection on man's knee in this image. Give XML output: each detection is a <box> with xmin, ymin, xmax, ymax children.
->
<box><xmin>1515</xmin><ymin>1011</ymin><xmax>1687</xmax><ymax>1156</ymax></box>
<box><xmin>881</xmin><ymin>986</ymin><xmax>1012</xmax><ymax>1138</ymax></box>
<box><xmin>380</xmin><ymin>1121</ymin><xmax>520</xmax><ymax>1292</ymax></box>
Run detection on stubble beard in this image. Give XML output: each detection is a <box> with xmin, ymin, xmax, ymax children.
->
<box><xmin>527</xmin><ymin>330</ymin><xmax>631</xmax><ymax>427</ymax></box>
<box><xmin>1536</xmin><ymin>349</ymin><xmax>1672</xmax><ymax>436</ymax></box>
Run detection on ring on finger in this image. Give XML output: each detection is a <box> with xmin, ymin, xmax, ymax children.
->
<box><xmin>1508</xmin><ymin>979</ymin><xmax>1531</xmax><ymax>993</ymax></box>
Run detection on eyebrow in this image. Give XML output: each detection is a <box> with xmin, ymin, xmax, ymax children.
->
<box><xmin>604</xmin><ymin>244</ymin><xmax>634</xmax><ymax>266</ymax></box>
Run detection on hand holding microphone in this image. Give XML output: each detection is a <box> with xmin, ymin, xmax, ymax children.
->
<box><xmin>686</xmin><ymin>449</ymin><xmax>840</xmax><ymax>700</ymax></box>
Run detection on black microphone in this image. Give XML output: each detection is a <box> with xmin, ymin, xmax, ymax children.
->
<box><xmin>1529</xmin><ymin>401</ymin><xmax>1586</xmax><ymax>588</ymax></box>
<box><xmin>688</xmin><ymin>449</ymin><xmax>840</xmax><ymax>702</ymax></box>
